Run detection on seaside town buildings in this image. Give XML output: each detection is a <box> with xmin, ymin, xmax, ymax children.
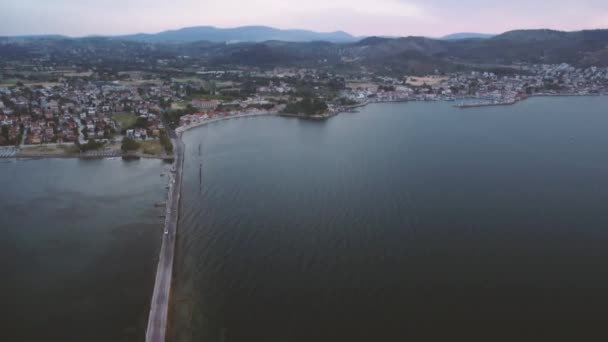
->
<box><xmin>2</xmin><ymin>63</ymin><xmax>608</xmax><ymax>146</ymax></box>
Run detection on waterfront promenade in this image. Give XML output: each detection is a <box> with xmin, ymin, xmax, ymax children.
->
<box><xmin>145</xmin><ymin>132</ymin><xmax>184</xmax><ymax>342</ymax></box>
<box><xmin>175</xmin><ymin>112</ymin><xmax>279</xmax><ymax>134</ymax></box>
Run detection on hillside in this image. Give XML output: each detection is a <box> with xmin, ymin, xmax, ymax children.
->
<box><xmin>3</xmin><ymin>28</ymin><xmax>608</xmax><ymax>74</ymax></box>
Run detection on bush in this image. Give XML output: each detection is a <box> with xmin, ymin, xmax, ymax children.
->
<box><xmin>78</xmin><ymin>139</ymin><xmax>105</xmax><ymax>152</ymax></box>
<box><xmin>159</xmin><ymin>130</ymin><xmax>173</xmax><ymax>154</ymax></box>
<box><xmin>121</xmin><ymin>137</ymin><xmax>140</xmax><ymax>152</ymax></box>
<box><xmin>338</xmin><ymin>97</ymin><xmax>358</xmax><ymax>106</ymax></box>
<box><xmin>283</xmin><ymin>97</ymin><xmax>328</xmax><ymax>115</ymax></box>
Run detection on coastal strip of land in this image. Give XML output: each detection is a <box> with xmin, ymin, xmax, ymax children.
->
<box><xmin>0</xmin><ymin>145</ymin><xmax>174</xmax><ymax>160</ymax></box>
<box><xmin>454</xmin><ymin>93</ymin><xmax>600</xmax><ymax>109</ymax></box>
<box><xmin>145</xmin><ymin>132</ymin><xmax>184</xmax><ymax>342</ymax></box>
<box><xmin>175</xmin><ymin>111</ymin><xmax>279</xmax><ymax>133</ymax></box>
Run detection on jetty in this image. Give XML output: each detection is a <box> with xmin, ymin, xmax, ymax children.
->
<box><xmin>145</xmin><ymin>127</ymin><xmax>185</xmax><ymax>342</ymax></box>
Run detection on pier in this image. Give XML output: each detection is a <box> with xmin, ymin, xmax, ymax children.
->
<box><xmin>145</xmin><ymin>129</ymin><xmax>184</xmax><ymax>342</ymax></box>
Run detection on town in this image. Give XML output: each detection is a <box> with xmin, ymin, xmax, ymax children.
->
<box><xmin>2</xmin><ymin>61</ymin><xmax>608</xmax><ymax>157</ymax></box>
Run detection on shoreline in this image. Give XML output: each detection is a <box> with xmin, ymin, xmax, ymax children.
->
<box><xmin>0</xmin><ymin>152</ymin><xmax>174</xmax><ymax>161</ymax></box>
<box><xmin>176</xmin><ymin>112</ymin><xmax>279</xmax><ymax>134</ymax></box>
<box><xmin>332</xmin><ymin>94</ymin><xmax>604</xmax><ymax>113</ymax></box>
<box><xmin>0</xmin><ymin>141</ymin><xmax>174</xmax><ymax>160</ymax></box>
<box><xmin>454</xmin><ymin>93</ymin><xmax>602</xmax><ymax>109</ymax></box>
<box><xmin>279</xmin><ymin>112</ymin><xmax>337</xmax><ymax>120</ymax></box>
<box><xmin>4</xmin><ymin>94</ymin><xmax>605</xmax><ymax>160</ymax></box>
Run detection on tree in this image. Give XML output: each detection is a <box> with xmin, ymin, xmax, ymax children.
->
<box><xmin>159</xmin><ymin>98</ymin><xmax>172</xmax><ymax>110</ymax></box>
<box><xmin>283</xmin><ymin>97</ymin><xmax>328</xmax><ymax>116</ymax></box>
<box><xmin>121</xmin><ymin>137</ymin><xmax>140</xmax><ymax>152</ymax></box>
<box><xmin>338</xmin><ymin>97</ymin><xmax>357</xmax><ymax>106</ymax></box>
<box><xmin>135</xmin><ymin>116</ymin><xmax>149</xmax><ymax>128</ymax></box>
<box><xmin>1</xmin><ymin>125</ymin><xmax>10</xmax><ymax>144</ymax></box>
<box><xmin>159</xmin><ymin>130</ymin><xmax>173</xmax><ymax>154</ymax></box>
<box><xmin>79</xmin><ymin>139</ymin><xmax>104</xmax><ymax>152</ymax></box>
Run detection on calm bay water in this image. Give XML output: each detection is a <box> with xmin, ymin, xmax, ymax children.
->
<box><xmin>173</xmin><ymin>96</ymin><xmax>608</xmax><ymax>341</ymax></box>
<box><xmin>0</xmin><ymin>158</ymin><xmax>169</xmax><ymax>342</ymax></box>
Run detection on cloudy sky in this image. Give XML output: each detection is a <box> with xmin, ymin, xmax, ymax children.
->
<box><xmin>1</xmin><ymin>0</ymin><xmax>608</xmax><ymax>37</ymax></box>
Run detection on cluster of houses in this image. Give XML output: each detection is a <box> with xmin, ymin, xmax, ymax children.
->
<box><xmin>3</xmin><ymin>62</ymin><xmax>608</xmax><ymax>147</ymax></box>
<box><xmin>125</xmin><ymin>113</ymin><xmax>165</xmax><ymax>140</ymax></box>
<box><xmin>342</xmin><ymin>64</ymin><xmax>608</xmax><ymax>105</ymax></box>
<box><xmin>256</xmin><ymin>81</ymin><xmax>294</xmax><ymax>94</ymax></box>
<box><xmin>179</xmin><ymin>96</ymin><xmax>280</xmax><ymax>127</ymax></box>
<box><xmin>0</xmin><ymin>81</ymin><xmax>171</xmax><ymax>146</ymax></box>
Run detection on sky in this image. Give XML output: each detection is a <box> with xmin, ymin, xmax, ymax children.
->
<box><xmin>1</xmin><ymin>0</ymin><xmax>608</xmax><ymax>37</ymax></box>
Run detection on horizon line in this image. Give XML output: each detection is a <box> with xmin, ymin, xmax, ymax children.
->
<box><xmin>2</xmin><ymin>24</ymin><xmax>607</xmax><ymax>40</ymax></box>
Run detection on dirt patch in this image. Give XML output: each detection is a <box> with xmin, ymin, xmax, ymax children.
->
<box><xmin>405</xmin><ymin>76</ymin><xmax>448</xmax><ymax>87</ymax></box>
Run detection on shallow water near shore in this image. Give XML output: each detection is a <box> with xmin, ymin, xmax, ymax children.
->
<box><xmin>0</xmin><ymin>158</ymin><xmax>170</xmax><ymax>341</ymax></box>
<box><xmin>172</xmin><ymin>96</ymin><xmax>608</xmax><ymax>341</ymax></box>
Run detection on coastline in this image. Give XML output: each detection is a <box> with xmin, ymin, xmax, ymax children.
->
<box><xmin>4</xmin><ymin>94</ymin><xmax>606</xmax><ymax>161</ymax></box>
<box><xmin>279</xmin><ymin>112</ymin><xmax>337</xmax><ymax>120</ymax></box>
<box><xmin>454</xmin><ymin>93</ymin><xmax>602</xmax><ymax>109</ymax></box>
<box><xmin>175</xmin><ymin>112</ymin><xmax>279</xmax><ymax>134</ymax></box>
<box><xmin>279</xmin><ymin>101</ymin><xmax>374</xmax><ymax>120</ymax></box>
<box><xmin>0</xmin><ymin>151</ymin><xmax>174</xmax><ymax>160</ymax></box>
<box><xmin>0</xmin><ymin>141</ymin><xmax>174</xmax><ymax>160</ymax></box>
<box><xmin>330</xmin><ymin>94</ymin><xmax>605</xmax><ymax>113</ymax></box>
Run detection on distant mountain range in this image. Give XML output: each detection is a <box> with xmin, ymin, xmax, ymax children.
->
<box><xmin>3</xmin><ymin>26</ymin><xmax>358</xmax><ymax>43</ymax></box>
<box><xmin>200</xmin><ymin>28</ymin><xmax>608</xmax><ymax>71</ymax></box>
<box><xmin>119</xmin><ymin>26</ymin><xmax>358</xmax><ymax>43</ymax></box>
<box><xmin>3</xmin><ymin>27</ymin><xmax>495</xmax><ymax>44</ymax></box>
<box><xmin>7</xmin><ymin>26</ymin><xmax>601</xmax><ymax>45</ymax></box>
<box><xmin>440</xmin><ymin>33</ymin><xmax>495</xmax><ymax>40</ymax></box>
<box><xmin>3</xmin><ymin>28</ymin><xmax>608</xmax><ymax>74</ymax></box>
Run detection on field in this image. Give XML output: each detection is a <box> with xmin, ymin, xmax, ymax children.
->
<box><xmin>139</xmin><ymin>140</ymin><xmax>164</xmax><ymax>155</ymax></box>
<box><xmin>19</xmin><ymin>144</ymin><xmax>79</xmax><ymax>156</ymax></box>
<box><xmin>63</xmin><ymin>71</ymin><xmax>94</xmax><ymax>77</ymax></box>
<box><xmin>405</xmin><ymin>76</ymin><xmax>448</xmax><ymax>87</ymax></box>
<box><xmin>187</xmin><ymin>94</ymin><xmax>236</xmax><ymax>102</ymax></box>
<box><xmin>346</xmin><ymin>82</ymin><xmax>378</xmax><ymax>91</ymax></box>
<box><xmin>0</xmin><ymin>79</ymin><xmax>61</xmax><ymax>88</ymax></box>
<box><xmin>113</xmin><ymin>113</ymin><xmax>137</xmax><ymax>129</ymax></box>
<box><xmin>171</xmin><ymin>102</ymin><xmax>188</xmax><ymax>110</ymax></box>
<box><xmin>171</xmin><ymin>77</ymin><xmax>204</xmax><ymax>83</ymax></box>
<box><xmin>119</xmin><ymin>80</ymin><xmax>164</xmax><ymax>87</ymax></box>
<box><xmin>0</xmin><ymin>79</ymin><xmax>20</xmax><ymax>87</ymax></box>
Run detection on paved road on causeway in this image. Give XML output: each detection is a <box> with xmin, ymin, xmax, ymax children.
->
<box><xmin>145</xmin><ymin>133</ymin><xmax>184</xmax><ymax>342</ymax></box>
